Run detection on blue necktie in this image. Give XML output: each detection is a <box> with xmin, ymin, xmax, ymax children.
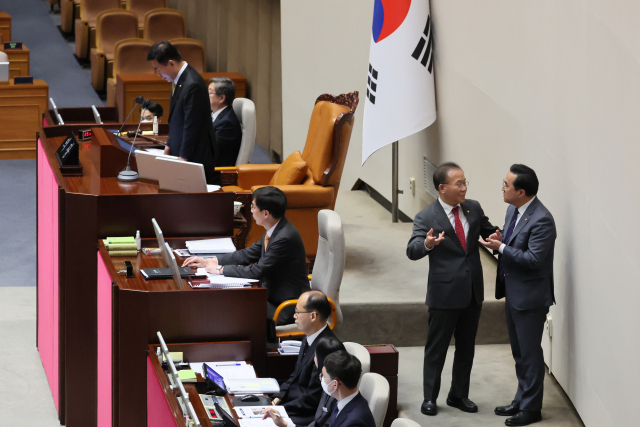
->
<box><xmin>498</xmin><ymin>208</ymin><xmax>519</xmax><ymax>281</ymax></box>
<box><xmin>328</xmin><ymin>405</ymin><xmax>339</xmax><ymax>427</ymax></box>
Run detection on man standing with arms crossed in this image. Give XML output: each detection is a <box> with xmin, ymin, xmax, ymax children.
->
<box><xmin>407</xmin><ymin>162</ymin><xmax>497</xmax><ymax>416</ymax></box>
<box><xmin>480</xmin><ymin>164</ymin><xmax>556</xmax><ymax>426</ymax></box>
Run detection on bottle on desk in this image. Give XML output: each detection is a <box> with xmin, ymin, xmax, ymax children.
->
<box><xmin>135</xmin><ymin>230</ymin><xmax>141</xmax><ymax>251</ymax></box>
<box><xmin>153</xmin><ymin>116</ymin><xmax>158</xmax><ymax>135</ymax></box>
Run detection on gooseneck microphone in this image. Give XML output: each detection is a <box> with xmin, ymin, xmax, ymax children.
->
<box><xmin>117</xmin><ymin>99</ymin><xmax>150</xmax><ymax>182</ymax></box>
<box><xmin>117</xmin><ymin>95</ymin><xmax>145</xmax><ymax>137</ymax></box>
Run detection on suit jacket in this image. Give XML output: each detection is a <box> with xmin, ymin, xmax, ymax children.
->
<box><xmin>307</xmin><ymin>393</ymin><xmax>337</xmax><ymax>427</ymax></box>
<box><xmin>213</xmin><ymin>105</ymin><xmax>242</xmax><ymax>167</ymax></box>
<box><xmin>217</xmin><ymin>217</ymin><xmax>309</xmax><ymax>306</ymax></box>
<box><xmin>331</xmin><ymin>393</ymin><xmax>376</xmax><ymax>427</ymax></box>
<box><xmin>274</xmin><ymin>326</ymin><xmax>338</xmax><ymax>423</ymax></box>
<box><xmin>407</xmin><ymin>199</ymin><xmax>497</xmax><ymax>309</ymax></box>
<box><xmin>495</xmin><ymin>197</ymin><xmax>556</xmax><ymax>310</ymax></box>
<box><xmin>168</xmin><ymin>64</ymin><xmax>218</xmax><ymax>184</ymax></box>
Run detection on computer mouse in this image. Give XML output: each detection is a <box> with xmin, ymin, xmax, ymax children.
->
<box><xmin>240</xmin><ymin>394</ymin><xmax>261</xmax><ymax>402</ymax></box>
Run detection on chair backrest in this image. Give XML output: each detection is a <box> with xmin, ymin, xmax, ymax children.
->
<box><xmin>0</xmin><ymin>51</ymin><xmax>7</xmax><ymax>62</ymax></box>
<box><xmin>113</xmin><ymin>38</ymin><xmax>155</xmax><ymax>75</ymax></box>
<box><xmin>390</xmin><ymin>419</ymin><xmax>421</xmax><ymax>427</ymax></box>
<box><xmin>300</xmin><ymin>92</ymin><xmax>359</xmax><ymax>195</ymax></box>
<box><xmin>81</xmin><ymin>0</ymin><xmax>121</xmax><ymax>23</ymax></box>
<box><xmin>359</xmin><ymin>373</ymin><xmax>390</xmax><ymax>427</ymax></box>
<box><xmin>126</xmin><ymin>0</ymin><xmax>167</xmax><ymax>24</ymax></box>
<box><xmin>232</xmin><ymin>98</ymin><xmax>256</xmax><ymax>165</ymax></box>
<box><xmin>96</xmin><ymin>10</ymin><xmax>139</xmax><ymax>56</ymax></box>
<box><xmin>169</xmin><ymin>38</ymin><xmax>206</xmax><ymax>73</ymax></box>
<box><xmin>343</xmin><ymin>342</ymin><xmax>371</xmax><ymax>384</ymax></box>
<box><xmin>311</xmin><ymin>210</ymin><xmax>345</xmax><ymax>328</ymax></box>
<box><xmin>143</xmin><ymin>8</ymin><xmax>185</xmax><ymax>42</ymax></box>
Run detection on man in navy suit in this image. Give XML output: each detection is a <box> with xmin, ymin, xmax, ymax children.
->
<box><xmin>147</xmin><ymin>41</ymin><xmax>218</xmax><ymax>184</ymax></box>
<box><xmin>320</xmin><ymin>350</ymin><xmax>376</xmax><ymax>427</ymax></box>
<box><xmin>481</xmin><ymin>164</ymin><xmax>556</xmax><ymax>426</ymax></box>
<box><xmin>208</xmin><ymin>77</ymin><xmax>242</xmax><ymax>167</ymax></box>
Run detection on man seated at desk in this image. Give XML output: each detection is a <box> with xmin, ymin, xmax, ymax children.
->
<box><xmin>271</xmin><ymin>290</ymin><xmax>338</xmax><ymax>425</ymax></box>
<box><xmin>141</xmin><ymin>101</ymin><xmax>163</xmax><ymax>123</ymax></box>
<box><xmin>183</xmin><ymin>186</ymin><xmax>309</xmax><ymax>324</ymax></box>
<box><xmin>209</xmin><ymin>77</ymin><xmax>242</xmax><ymax>167</ymax></box>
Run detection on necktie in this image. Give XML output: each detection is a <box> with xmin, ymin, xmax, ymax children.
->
<box><xmin>264</xmin><ymin>234</ymin><xmax>270</xmax><ymax>252</ymax></box>
<box><xmin>328</xmin><ymin>404</ymin><xmax>339</xmax><ymax>427</ymax></box>
<box><xmin>498</xmin><ymin>208</ymin><xmax>519</xmax><ymax>280</ymax></box>
<box><xmin>171</xmin><ymin>82</ymin><xmax>176</xmax><ymax>95</ymax></box>
<box><xmin>452</xmin><ymin>206</ymin><xmax>466</xmax><ymax>252</ymax></box>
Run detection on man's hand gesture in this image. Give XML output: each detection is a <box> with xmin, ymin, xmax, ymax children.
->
<box><xmin>425</xmin><ymin>228</ymin><xmax>445</xmax><ymax>249</ymax></box>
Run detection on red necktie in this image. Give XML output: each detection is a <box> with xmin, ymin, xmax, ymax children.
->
<box><xmin>452</xmin><ymin>206</ymin><xmax>466</xmax><ymax>252</ymax></box>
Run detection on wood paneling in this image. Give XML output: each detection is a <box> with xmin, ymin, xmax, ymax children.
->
<box><xmin>0</xmin><ymin>12</ymin><xmax>10</xmax><ymax>43</ymax></box>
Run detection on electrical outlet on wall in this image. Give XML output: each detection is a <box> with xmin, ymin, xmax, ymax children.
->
<box><xmin>409</xmin><ymin>178</ymin><xmax>416</xmax><ymax>195</ymax></box>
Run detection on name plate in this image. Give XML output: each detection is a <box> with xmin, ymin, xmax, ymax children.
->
<box><xmin>3</xmin><ymin>42</ymin><xmax>22</xmax><ymax>50</ymax></box>
<box><xmin>14</xmin><ymin>76</ymin><xmax>33</xmax><ymax>84</ymax></box>
<box><xmin>55</xmin><ymin>133</ymin><xmax>83</xmax><ymax>176</ymax></box>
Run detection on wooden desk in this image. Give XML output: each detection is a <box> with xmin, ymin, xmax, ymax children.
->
<box><xmin>36</xmin><ymin>126</ymin><xmax>239</xmax><ymax>427</ymax></box>
<box><xmin>0</xmin><ymin>12</ymin><xmax>10</xmax><ymax>43</ymax></box>
<box><xmin>98</xmin><ymin>242</ymin><xmax>267</xmax><ymax>427</ymax></box>
<box><xmin>43</xmin><ymin>106</ymin><xmax>119</xmax><ymax>126</ymax></box>
<box><xmin>0</xmin><ymin>45</ymin><xmax>29</xmax><ymax>78</ymax></box>
<box><xmin>114</xmin><ymin>72</ymin><xmax>247</xmax><ymax>123</ymax></box>
<box><xmin>0</xmin><ymin>79</ymin><xmax>48</xmax><ymax>159</ymax></box>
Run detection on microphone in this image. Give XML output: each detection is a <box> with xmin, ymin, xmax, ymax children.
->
<box><xmin>117</xmin><ymin>99</ymin><xmax>151</xmax><ymax>182</ymax></box>
<box><xmin>117</xmin><ymin>95</ymin><xmax>144</xmax><ymax>136</ymax></box>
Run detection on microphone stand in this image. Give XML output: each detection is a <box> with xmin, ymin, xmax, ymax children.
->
<box><xmin>117</xmin><ymin>103</ymin><xmax>149</xmax><ymax>182</ymax></box>
<box><xmin>117</xmin><ymin>95</ymin><xmax>144</xmax><ymax>137</ymax></box>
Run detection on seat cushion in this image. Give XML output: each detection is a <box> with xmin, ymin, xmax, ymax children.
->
<box><xmin>269</xmin><ymin>151</ymin><xmax>308</xmax><ymax>186</ymax></box>
<box><xmin>222</xmin><ymin>186</ymin><xmax>244</xmax><ymax>193</ymax></box>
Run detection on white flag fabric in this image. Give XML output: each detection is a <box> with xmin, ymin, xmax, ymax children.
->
<box><xmin>362</xmin><ymin>0</ymin><xmax>436</xmax><ymax>164</ymax></box>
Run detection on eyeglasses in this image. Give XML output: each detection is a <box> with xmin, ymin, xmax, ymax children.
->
<box><xmin>319</xmin><ymin>373</ymin><xmax>332</xmax><ymax>381</ymax></box>
<box><xmin>502</xmin><ymin>181</ymin><xmax>508</xmax><ymax>189</ymax></box>
<box><xmin>444</xmin><ymin>180</ymin><xmax>469</xmax><ymax>189</ymax></box>
<box><xmin>294</xmin><ymin>309</ymin><xmax>314</xmax><ymax>315</ymax></box>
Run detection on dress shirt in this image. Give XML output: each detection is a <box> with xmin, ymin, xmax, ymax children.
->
<box><xmin>306</xmin><ymin>324</ymin><xmax>328</xmax><ymax>347</ymax></box>
<box><xmin>499</xmin><ymin>196</ymin><xmax>536</xmax><ymax>254</ymax></box>
<box><xmin>266</xmin><ymin>221</ymin><xmax>281</xmax><ymax>238</ymax></box>
<box><xmin>425</xmin><ymin>198</ymin><xmax>469</xmax><ymax>250</ymax></box>
<box><xmin>337</xmin><ymin>391</ymin><xmax>359</xmax><ymax>413</ymax></box>
<box><xmin>174</xmin><ymin>61</ymin><xmax>188</xmax><ymax>84</ymax></box>
<box><xmin>211</xmin><ymin>105</ymin><xmax>228</xmax><ymax>123</ymax></box>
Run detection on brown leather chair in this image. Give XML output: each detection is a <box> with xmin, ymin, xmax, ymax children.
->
<box><xmin>126</xmin><ymin>0</ymin><xmax>168</xmax><ymax>36</ymax></box>
<box><xmin>168</xmin><ymin>38</ymin><xmax>206</xmax><ymax>73</ymax></box>
<box><xmin>106</xmin><ymin>38</ymin><xmax>155</xmax><ymax>107</ymax></box>
<box><xmin>90</xmin><ymin>10</ymin><xmax>138</xmax><ymax>91</ymax></box>
<box><xmin>143</xmin><ymin>8</ymin><xmax>185</xmax><ymax>42</ymax></box>
<box><xmin>221</xmin><ymin>92</ymin><xmax>359</xmax><ymax>260</ymax></box>
<box><xmin>60</xmin><ymin>0</ymin><xmax>78</xmax><ymax>33</ymax></box>
<box><xmin>74</xmin><ymin>0</ymin><xmax>121</xmax><ymax>59</ymax></box>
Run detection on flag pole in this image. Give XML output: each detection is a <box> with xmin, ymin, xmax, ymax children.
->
<box><xmin>391</xmin><ymin>141</ymin><xmax>402</xmax><ymax>222</ymax></box>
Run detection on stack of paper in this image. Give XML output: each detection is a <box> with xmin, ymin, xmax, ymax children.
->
<box><xmin>190</xmin><ymin>361</ymin><xmax>257</xmax><ymax>379</ymax></box>
<box><xmin>235</xmin><ymin>406</ymin><xmax>290</xmax><ymax>419</ymax></box>
<box><xmin>103</xmin><ymin>236</ymin><xmax>137</xmax><ymax>256</ymax></box>
<box><xmin>225</xmin><ymin>378</ymin><xmax>280</xmax><ymax>394</ymax></box>
<box><xmin>193</xmin><ymin>269</ymin><xmax>258</xmax><ymax>289</ymax></box>
<box><xmin>186</xmin><ymin>238</ymin><xmax>236</xmax><ymax>254</ymax></box>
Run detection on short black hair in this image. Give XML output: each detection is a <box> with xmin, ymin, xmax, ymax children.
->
<box><xmin>253</xmin><ymin>186</ymin><xmax>287</xmax><ymax>219</ymax></box>
<box><xmin>147</xmin><ymin>41</ymin><xmax>182</xmax><ymax>65</ymax></box>
<box><xmin>208</xmin><ymin>77</ymin><xmax>236</xmax><ymax>106</ymax></box>
<box><xmin>315</xmin><ymin>337</ymin><xmax>345</xmax><ymax>371</ymax></box>
<box><xmin>141</xmin><ymin>101</ymin><xmax>163</xmax><ymax>118</ymax></box>
<box><xmin>324</xmin><ymin>351</ymin><xmax>361</xmax><ymax>389</ymax></box>
<box><xmin>303</xmin><ymin>290</ymin><xmax>332</xmax><ymax>322</ymax></box>
<box><xmin>433</xmin><ymin>162</ymin><xmax>462</xmax><ymax>191</ymax></box>
<box><xmin>510</xmin><ymin>164</ymin><xmax>538</xmax><ymax>196</ymax></box>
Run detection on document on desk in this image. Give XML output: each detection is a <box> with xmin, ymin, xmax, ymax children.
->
<box><xmin>194</xmin><ymin>268</ymin><xmax>259</xmax><ymax>287</ymax></box>
<box><xmin>225</xmin><ymin>378</ymin><xmax>280</xmax><ymax>394</ymax></box>
<box><xmin>186</xmin><ymin>238</ymin><xmax>236</xmax><ymax>254</ymax></box>
<box><xmin>234</xmin><ymin>406</ymin><xmax>290</xmax><ymax>419</ymax></box>
<box><xmin>207</xmin><ymin>184</ymin><xmax>221</xmax><ymax>192</ymax></box>
<box><xmin>239</xmin><ymin>417</ymin><xmax>293</xmax><ymax>427</ymax></box>
<box><xmin>189</xmin><ymin>362</ymin><xmax>257</xmax><ymax>379</ymax></box>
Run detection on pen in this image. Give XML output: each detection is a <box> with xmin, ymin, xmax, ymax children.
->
<box><xmin>215</xmin><ymin>362</ymin><xmax>242</xmax><ymax>366</ymax></box>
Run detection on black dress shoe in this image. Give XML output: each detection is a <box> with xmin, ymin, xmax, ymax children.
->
<box><xmin>495</xmin><ymin>400</ymin><xmax>520</xmax><ymax>416</ymax></box>
<box><xmin>505</xmin><ymin>410</ymin><xmax>542</xmax><ymax>426</ymax></box>
<box><xmin>420</xmin><ymin>400</ymin><xmax>437</xmax><ymax>416</ymax></box>
<box><xmin>446</xmin><ymin>396</ymin><xmax>478</xmax><ymax>413</ymax></box>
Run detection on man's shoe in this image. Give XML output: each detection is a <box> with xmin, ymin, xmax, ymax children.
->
<box><xmin>505</xmin><ymin>410</ymin><xmax>542</xmax><ymax>426</ymax></box>
<box><xmin>420</xmin><ymin>400</ymin><xmax>437</xmax><ymax>416</ymax></box>
<box><xmin>495</xmin><ymin>400</ymin><xmax>520</xmax><ymax>416</ymax></box>
<box><xmin>446</xmin><ymin>396</ymin><xmax>478</xmax><ymax>413</ymax></box>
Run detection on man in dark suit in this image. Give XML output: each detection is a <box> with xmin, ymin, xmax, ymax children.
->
<box><xmin>183</xmin><ymin>186</ymin><xmax>309</xmax><ymax>323</ymax></box>
<box><xmin>271</xmin><ymin>291</ymin><xmax>338</xmax><ymax>425</ymax></box>
<box><xmin>320</xmin><ymin>350</ymin><xmax>376</xmax><ymax>427</ymax></box>
<box><xmin>480</xmin><ymin>164</ymin><xmax>556</xmax><ymax>426</ymax></box>
<box><xmin>407</xmin><ymin>162</ymin><xmax>498</xmax><ymax>416</ymax></box>
<box><xmin>147</xmin><ymin>41</ymin><xmax>218</xmax><ymax>184</ymax></box>
<box><xmin>208</xmin><ymin>77</ymin><xmax>242</xmax><ymax>167</ymax></box>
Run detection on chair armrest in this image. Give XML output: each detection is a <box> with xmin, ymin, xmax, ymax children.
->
<box><xmin>220</xmin><ymin>170</ymin><xmax>238</xmax><ymax>186</ymax></box>
<box><xmin>215</xmin><ymin>166</ymin><xmax>237</xmax><ymax>171</ymax></box>
<box><xmin>251</xmin><ymin>185</ymin><xmax>334</xmax><ymax>209</ymax></box>
<box><xmin>237</xmin><ymin>164</ymin><xmax>280</xmax><ymax>189</ymax></box>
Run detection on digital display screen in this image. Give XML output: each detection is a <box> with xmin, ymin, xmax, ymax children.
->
<box><xmin>204</xmin><ymin>365</ymin><xmax>226</xmax><ymax>390</ymax></box>
<box><xmin>78</xmin><ymin>129</ymin><xmax>92</xmax><ymax>141</ymax></box>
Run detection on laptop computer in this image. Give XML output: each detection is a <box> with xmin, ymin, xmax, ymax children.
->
<box><xmin>156</xmin><ymin>157</ymin><xmax>214</xmax><ymax>193</ymax></box>
<box><xmin>140</xmin><ymin>218</ymin><xmax>193</xmax><ymax>281</ymax></box>
<box><xmin>135</xmin><ymin>150</ymin><xmax>178</xmax><ymax>181</ymax></box>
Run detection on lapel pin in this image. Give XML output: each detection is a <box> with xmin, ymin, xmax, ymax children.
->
<box><xmin>525</xmin><ymin>218</ymin><xmax>528</xmax><ymax>221</ymax></box>
<box><xmin>467</xmin><ymin>210</ymin><xmax>470</xmax><ymax>213</ymax></box>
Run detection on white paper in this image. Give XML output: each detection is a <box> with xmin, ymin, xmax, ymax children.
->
<box><xmin>235</xmin><ymin>406</ymin><xmax>290</xmax><ymax>419</ymax></box>
<box><xmin>190</xmin><ymin>361</ymin><xmax>251</xmax><ymax>377</ymax></box>
<box><xmin>186</xmin><ymin>238</ymin><xmax>236</xmax><ymax>253</ymax></box>
<box><xmin>207</xmin><ymin>184</ymin><xmax>221</xmax><ymax>192</ymax></box>
<box><xmin>239</xmin><ymin>417</ymin><xmax>292</xmax><ymax>427</ymax></box>
<box><xmin>225</xmin><ymin>378</ymin><xmax>280</xmax><ymax>394</ymax></box>
<box><xmin>195</xmin><ymin>268</ymin><xmax>259</xmax><ymax>285</ymax></box>
<box><xmin>212</xmin><ymin>364</ymin><xmax>257</xmax><ymax>380</ymax></box>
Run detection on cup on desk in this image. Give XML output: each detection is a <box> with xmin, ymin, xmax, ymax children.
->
<box><xmin>234</xmin><ymin>201</ymin><xmax>243</xmax><ymax>216</ymax></box>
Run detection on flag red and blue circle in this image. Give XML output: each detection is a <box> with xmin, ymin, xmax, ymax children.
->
<box><xmin>372</xmin><ymin>0</ymin><xmax>412</xmax><ymax>43</ymax></box>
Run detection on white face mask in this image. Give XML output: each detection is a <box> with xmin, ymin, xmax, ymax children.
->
<box><xmin>141</xmin><ymin>119</ymin><xmax>153</xmax><ymax>123</ymax></box>
<box><xmin>321</xmin><ymin>377</ymin><xmax>337</xmax><ymax>397</ymax></box>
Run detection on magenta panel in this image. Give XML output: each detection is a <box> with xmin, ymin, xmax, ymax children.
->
<box><xmin>37</xmin><ymin>139</ymin><xmax>60</xmax><ymax>410</ymax></box>
<box><xmin>147</xmin><ymin>357</ymin><xmax>178</xmax><ymax>426</ymax></box>
<box><xmin>97</xmin><ymin>253</ymin><xmax>112</xmax><ymax>427</ymax></box>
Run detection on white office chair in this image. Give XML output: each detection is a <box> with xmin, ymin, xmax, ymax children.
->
<box><xmin>232</xmin><ymin>98</ymin><xmax>256</xmax><ymax>165</ymax></box>
<box><xmin>359</xmin><ymin>373</ymin><xmax>390</xmax><ymax>427</ymax></box>
<box><xmin>390</xmin><ymin>418</ymin><xmax>421</xmax><ymax>427</ymax></box>
<box><xmin>344</xmin><ymin>342</ymin><xmax>371</xmax><ymax>384</ymax></box>
<box><xmin>275</xmin><ymin>209</ymin><xmax>345</xmax><ymax>337</ymax></box>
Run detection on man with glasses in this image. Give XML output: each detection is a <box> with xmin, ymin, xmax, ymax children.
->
<box><xmin>183</xmin><ymin>186</ymin><xmax>308</xmax><ymax>324</ymax></box>
<box><xmin>271</xmin><ymin>290</ymin><xmax>338</xmax><ymax>425</ymax></box>
<box><xmin>407</xmin><ymin>162</ymin><xmax>498</xmax><ymax>417</ymax></box>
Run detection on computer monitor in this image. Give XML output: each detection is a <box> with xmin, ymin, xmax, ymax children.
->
<box><xmin>156</xmin><ymin>157</ymin><xmax>208</xmax><ymax>193</ymax></box>
<box><xmin>135</xmin><ymin>150</ymin><xmax>178</xmax><ymax>181</ymax></box>
<box><xmin>164</xmin><ymin>242</ymin><xmax>184</xmax><ymax>290</ymax></box>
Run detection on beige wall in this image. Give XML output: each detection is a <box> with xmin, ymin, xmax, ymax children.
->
<box><xmin>169</xmin><ymin>0</ymin><xmax>282</xmax><ymax>157</ymax></box>
<box><xmin>282</xmin><ymin>0</ymin><xmax>640</xmax><ymax>425</ymax></box>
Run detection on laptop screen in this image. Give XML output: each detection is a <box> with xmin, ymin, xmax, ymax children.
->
<box><xmin>204</xmin><ymin>364</ymin><xmax>226</xmax><ymax>390</ymax></box>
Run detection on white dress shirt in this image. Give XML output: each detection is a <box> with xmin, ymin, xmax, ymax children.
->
<box><xmin>211</xmin><ymin>105</ymin><xmax>228</xmax><ymax>123</ymax></box>
<box><xmin>337</xmin><ymin>391</ymin><xmax>359</xmax><ymax>413</ymax></box>
<box><xmin>425</xmin><ymin>198</ymin><xmax>469</xmax><ymax>250</ymax></box>
<box><xmin>266</xmin><ymin>220</ymin><xmax>280</xmax><ymax>238</ymax></box>
<box><xmin>171</xmin><ymin>61</ymin><xmax>189</xmax><ymax>94</ymax></box>
<box><xmin>306</xmin><ymin>324</ymin><xmax>327</xmax><ymax>346</ymax></box>
<box><xmin>498</xmin><ymin>196</ymin><xmax>536</xmax><ymax>254</ymax></box>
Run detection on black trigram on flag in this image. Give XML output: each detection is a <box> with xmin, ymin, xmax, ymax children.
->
<box><xmin>367</xmin><ymin>64</ymin><xmax>378</xmax><ymax>104</ymax></box>
<box><xmin>411</xmin><ymin>15</ymin><xmax>434</xmax><ymax>73</ymax></box>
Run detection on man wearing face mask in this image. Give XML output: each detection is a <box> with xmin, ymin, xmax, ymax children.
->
<box><xmin>270</xmin><ymin>291</ymin><xmax>338</xmax><ymax>425</ymax></box>
<box><xmin>140</xmin><ymin>101</ymin><xmax>163</xmax><ymax>123</ymax></box>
